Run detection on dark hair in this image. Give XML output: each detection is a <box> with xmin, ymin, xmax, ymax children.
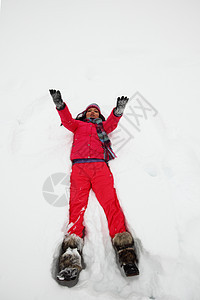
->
<box><xmin>75</xmin><ymin>111</ymin><xmax>105</xmax><ymax>121</ymax></box>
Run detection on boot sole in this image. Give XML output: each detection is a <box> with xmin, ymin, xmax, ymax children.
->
<box><xmin>56</xmin><ymin>267</ymin><xmax>81</xmax><ymax>287</ymax></box>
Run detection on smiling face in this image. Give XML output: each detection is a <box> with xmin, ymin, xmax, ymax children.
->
<box><xmin>86</xmin><ymin>107</ymin><xmax>100</xmax><ymax>119</ymax></box>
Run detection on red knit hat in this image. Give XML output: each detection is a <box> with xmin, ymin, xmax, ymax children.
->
<box><xmin>85</xmin><ymin>103</ymin><xmax>101</xmax><ymax>113</ymax></box>
<box><xmin>76</xmin><ymin>103</ymin><xmax>105</xmax><ymax>121</ymax></box>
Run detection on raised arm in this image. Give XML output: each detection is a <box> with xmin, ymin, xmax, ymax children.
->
<box><xmin>49</xmin><ymin>89</ymin><xmax>78</xmax><ymax>133</ymax></box>
<box><xmin>103</xmin><ymin>96</ymin><xmax>129</xmax><ymax>134</ymax></box>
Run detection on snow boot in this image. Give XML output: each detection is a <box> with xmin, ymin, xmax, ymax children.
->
<box><xmin>56</xmin><ymin>234</ymin><xmax>84</xmax><ymax>287</ymax></box>
<box><xmin>112</xmin><ymin>232</ymin><xmax>139</xmax><ymax>277</ymax></box>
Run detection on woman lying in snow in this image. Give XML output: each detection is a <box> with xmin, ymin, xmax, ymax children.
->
<box><xmin>49</xmin><ymin>90</ymin><xmax>139</xmax><ymax>286</ymax></box>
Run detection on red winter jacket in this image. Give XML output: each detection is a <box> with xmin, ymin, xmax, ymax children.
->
<box><xmin>57</xmin><ymin>103</ymin><xmax>122</xmax><ymax>161</ymax></box>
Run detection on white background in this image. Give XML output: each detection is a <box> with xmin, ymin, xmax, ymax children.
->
<box><xmin>0</xmin><ymin>1</ymin><xmax>200</xmax><ymax>299</ymax></box>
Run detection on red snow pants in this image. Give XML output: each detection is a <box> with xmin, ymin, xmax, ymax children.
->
<box><xmin>67</xmin><ymin>162</ymin><xmax>127</xmax><ymax>238</ymax></box>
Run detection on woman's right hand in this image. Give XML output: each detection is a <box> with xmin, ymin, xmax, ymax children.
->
<box><xmin>49</xmin><ymin>89</ymin><xmax>65</xmax><ymax>110</ymax></box>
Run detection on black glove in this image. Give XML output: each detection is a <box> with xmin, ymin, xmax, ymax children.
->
<box><xmin>49</xmin><ymin>89</ymin><xmax>66</xmax><ymax>110</ymax></box>
<box><xmin>114</xmin><ymin>96</ymin><xmax>129</xmax><ymax>116</ymax></box>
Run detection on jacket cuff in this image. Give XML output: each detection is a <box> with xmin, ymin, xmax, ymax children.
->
<box><xmin>113</xmin><ymin>107</ymin><xmax>123</xmax><ymax>117</ymax></box>
<box><xmin>56</xmin><ymin>102</ymin><xmax>66</xmax><ymax>111</ymax></box>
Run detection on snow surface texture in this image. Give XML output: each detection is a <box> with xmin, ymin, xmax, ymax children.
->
<box><xmin>1</xmin><ymin>1</ymin><xmax>200</xmax><ymax>299</ymax></box>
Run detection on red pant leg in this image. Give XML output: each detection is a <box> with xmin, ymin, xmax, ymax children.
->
<box><xmin>67</xmin><ymin>164</ymin><xmax>91</xmax><ymax>238</ymax></box>
<box><xmin>91</xmin><ymin>162</ymin><xmax>127</xmax><ymax>238</ymax></box>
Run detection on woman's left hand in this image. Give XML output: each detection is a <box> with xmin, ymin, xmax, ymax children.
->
<box><xmin>114</xmin><ymin>96</ymin><xmax>129</xmax><ymax>116</ymax></box>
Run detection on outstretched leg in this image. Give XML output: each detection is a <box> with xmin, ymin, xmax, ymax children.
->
<box><xmin>67</xmin><ymin>164</ymin><xmax>91</xmax><ymax>238</ymax></box>
<box><xmin>91</xmin><ymin>162</ymin><xmax>139</xmax><ymax>276</ymax></box>
<box><xmin>91</xmin><ymin>162</ymin><xmax>126</xmax><ymax>238</ymax></box>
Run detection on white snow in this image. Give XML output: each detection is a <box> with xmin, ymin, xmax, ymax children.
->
<box><xmin>1</xmin><ymin>1</ymin><xmax>200</xmax><ymax>299</ymax></box>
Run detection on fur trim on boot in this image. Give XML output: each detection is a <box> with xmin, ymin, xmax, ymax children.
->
<box><xmin>59</xmin><ymin>248</ymin><xmax>82</xmax><ymax>271</ymax></box>
<box><xmin>62</xmin><ymin>234</ymin><xmax>83</xmax><ymax>253</ymax></box>
<box><xmin>113</xmin><ymin>231</ymin><xmax>134</xmax><ymax>250</ymax></box>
